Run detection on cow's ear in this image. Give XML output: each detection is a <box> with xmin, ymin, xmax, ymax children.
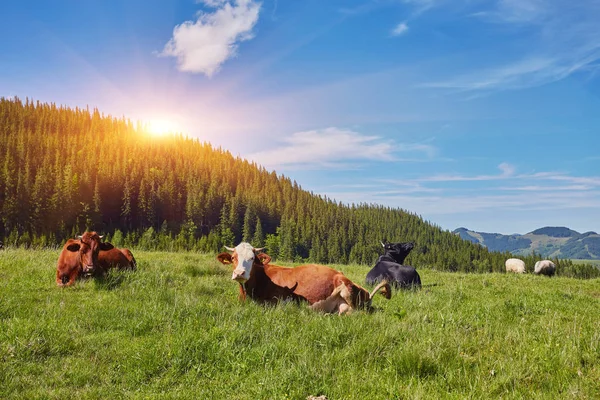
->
<box><xmin>66</xmin><ymin>242</ymin><xmax>80</xmax><ymax>252</ymax></box>
<box><xmin>99</xmin><ymin>242</ymin><xmax>114</xmax><ymax>251</ymax></box>
<box><xmin>380</xmin><ymin>283</ymin><xmax>392</xmax><ymax>300</ymax></box>
<box><xmin>256</xmin><ymin>252</ymin><xmax>271</xmax><ymax>265</ymax></box>
<box><xmin>217</xmin><ymin>253</ymin><xmax>233</xmax><ymax>265</ymax></box>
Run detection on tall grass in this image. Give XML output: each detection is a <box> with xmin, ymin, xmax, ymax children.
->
<box><xmin>1</xmin><ymin>249</ymin><xmax>598</xmax><ymax>399</ymax></box>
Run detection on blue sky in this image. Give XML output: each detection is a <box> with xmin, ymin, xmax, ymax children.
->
<box><xmin>2</xmin><ymin>0</ymin><xmax>600</xmax><ymax>235</ymax></box>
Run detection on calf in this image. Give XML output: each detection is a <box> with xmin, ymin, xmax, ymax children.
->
<box><xmin>217</xmin><ymin>242</ymin><xmax>390</xmax><ymax>314</ymax></box>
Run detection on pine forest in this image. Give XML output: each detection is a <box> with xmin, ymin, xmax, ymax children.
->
<box><xmin>1</xmin><ymin>97</ymin><xmax>597</xmax><ymax>278</ymax></box>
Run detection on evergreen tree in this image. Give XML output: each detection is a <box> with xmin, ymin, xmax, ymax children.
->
<box><xmin>0</xmin><ymin>97</ymin><xmax>596</xmax><ymax>278</ymax></box>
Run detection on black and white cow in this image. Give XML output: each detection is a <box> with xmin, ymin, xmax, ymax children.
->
<box><xmin>366</xmin><ymin>240</ymin><xmax>421</xmax><ymax>290</ymax></box>
<box><xmin>534</xmin><ymin>260</ymin><xmax>556</xmax><ymax>277</ymax></box>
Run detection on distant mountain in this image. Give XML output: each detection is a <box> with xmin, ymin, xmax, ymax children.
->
<box><xmin>453</xmin><ymin>227</ymin><xmax>600</xmax><ymax>260</ymax></box>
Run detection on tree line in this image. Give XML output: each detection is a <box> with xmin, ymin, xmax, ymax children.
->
<box><xmin>1</xmin><ymin>97</ymin><xmax>597</xmax><ymax>279</ymax></box>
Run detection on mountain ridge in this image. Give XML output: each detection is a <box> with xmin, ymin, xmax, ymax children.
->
<box><xmin>453</xmin><ymin>226</ymin><xmax>600</xmax><ymax>259</ymax></box>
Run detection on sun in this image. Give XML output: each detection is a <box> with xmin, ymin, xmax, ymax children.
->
<box><xmin>145</xmin><ymin>119</ymin><xmax>178</xmax><ymax>137</ymax></box>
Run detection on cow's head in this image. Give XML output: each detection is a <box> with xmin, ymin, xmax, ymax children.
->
<box><xmin>217</xmin><ymin>242</ymin><xmax>268</xmax><ymax>283</ymax></box>
<box><xmin>56</xmin><ymin>239</ymin><xmax>84</xmax><ymax>286</ymax></box>
<box><xmin>381</xmin><ymin>239</ymin><xmax>414</xmax><ymax>264</ymax></box>
<box><xmin>312</xmin><ymin>279</ymin><xmax>390</xmax><ymax>315</ymax></box>
<box><xmin>74</xmin><ymin>231</ymin><xmax>106</xmax><ymax>275</ymax></box>
<box><xmin>357</xmin><ymin>280</ymin><xmax>391</xmax><ymax>312</ymax></box>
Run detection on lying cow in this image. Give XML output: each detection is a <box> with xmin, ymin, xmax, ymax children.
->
<box><xmin>534</xmin><ymin>260</ymin><xmax>556</xmax><ymax>277</ymax></box>
<box><xmin>505</xmin><ymin>258</ymin><xmax>526</xmax><ymax>274</ymax></box>
<box><xmin>217</xmin><ymin>242</ymin><xmax>390</xmax><ymax>315</ymax></box>
<box><xmin>56</xmin><ymin>231</ymin><xmax>136</xmax><ymax>287</ymax></box>
<box><xmin>366</xmin><ymin>240</ymin><xmax>421</xmax><ymax>290</ymax></box>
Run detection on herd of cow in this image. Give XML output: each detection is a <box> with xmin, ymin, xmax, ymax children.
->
<box><xmin>505</xmin><ymin>257</ymin><xmax>556</xmax><ymax>276</ymax></box>
<box><xmin>55</xmin><ymin>231</ymin><xmax>554</xmax><ymax>315</ymax></box>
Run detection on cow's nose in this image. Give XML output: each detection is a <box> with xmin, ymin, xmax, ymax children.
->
<box><xmin>61</xmin><ymin>275</ymin><xmax>70</xmax><ymax>285</ymax></box>
<box><xmin>83</xmin><ymin>265</ymin><xmax>94</xmax><ymax>274</ymax></box>
<box><xmin>232</xmin><ymin>271</ymin><xmax>246</xmax><ymax>282</ymax></box>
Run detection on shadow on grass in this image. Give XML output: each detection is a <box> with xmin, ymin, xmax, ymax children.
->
<box><xmin>94</xmin><ymin>271</ymin><xmax>130</xmax><ymax>290</ymax></box>
<box><xmin>184</xmin><ymin>264</ymin><xmax>229</xmax><ymax>278</ymax></box>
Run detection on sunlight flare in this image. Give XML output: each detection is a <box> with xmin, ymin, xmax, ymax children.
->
<box><xmin>145</xmin><ymin>119</ymin><xmax>179</xmax><ymax>137</ymax></box>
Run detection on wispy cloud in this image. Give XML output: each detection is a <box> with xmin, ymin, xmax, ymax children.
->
<box><xmin>311</xmin><ymin>160</ymin><xmax>600</xmax><ymax>233</ymax></box>
<box><xmin>493</xmin><ymin>0</ymin><xmax>548</xmax><ymax>24</ymax></box>
<box><xmin>247</xmin><ymin>127</ymin><xmax>436</xmax><ymax>169</ymax></box>
<box><xmin>418</xmin><ymin>163</ymin><xmax>516</xmax><ymax>182</ymax></box>
<box><xmin>160</xmin><ymin>0</ymin><xmax>261</xmax><ymax>77</ymax></box>
<box><xmin>422</xmin><ymin>0</ymin><xmax>600</xmax><ymax>93</ymax></box>
<box><xmin>391</xmin><ymin>22</ymin><xmax>409</xmax><ymax>37</ymax></box>
<box><xmin>499</xmin><ymin>185</ymin><xmax>594</xmax><ymax>192</ymax></box>
<box><xmin>402</xmin><ymin>0</ymin><xmax>438</xmax><ymax>16</ymax></box>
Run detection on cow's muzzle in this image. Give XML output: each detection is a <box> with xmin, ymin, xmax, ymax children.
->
<box><xmin>232</xmin><ymin>271</ymin><xmax>247</xmax><ymax>282</ymax></box>
<box><xmin>82</xmin><ymin>265</ymin><xmax>94</xmax><ymax>275</ymax></box>
<box><xmin>61</xmin><ymin>275</ymin><xmax>70</xmax><ymax>285</ymax></box>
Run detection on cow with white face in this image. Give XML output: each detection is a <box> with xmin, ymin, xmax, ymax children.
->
<box><xmin>217</xmin><ymin>242</ymin><xmax>390</xmax><ymax>314</ymax></box>
<box><xmin>228</xmin><ymin>242</ymin><xmax>263</xmax><ymax>283</ymax></box>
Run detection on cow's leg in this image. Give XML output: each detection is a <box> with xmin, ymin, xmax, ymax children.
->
<box><xmin>311</xmin><ymin>283</ymin><xmax>347</xmax><ymax>314</ymax></box>
<box><xmin>338</xmin><ymin>303</ymin><xmax>351</xmax><ymax>315</ymax></box>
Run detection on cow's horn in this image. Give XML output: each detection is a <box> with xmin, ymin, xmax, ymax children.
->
<box><xmin>99</xmin><ymin>235</ymin><xmax>104</xmax><ymax>239</ymax></box>
<box><xmin>224</xmin><ymin>246</ymin><xmax>235</xmax><ymax>252</ymax></box>
<box><xmin>369</xmin><ymin>279</ymin><xmax>389</xmax><ymax>299</ymax></box>
<box><xmin>253</xmin><ymin>247</ymin><xmax>265</xmax><ymax>252</ymax></box>
<box><xmin>380</xmin><ymin>241</ymin><xmax>386</xmax><ymax>248</ymax></box>
<box><xmin>77</xmin><ymin>235</ymin><xmax>83</xmax><ymax>239</ymax></box>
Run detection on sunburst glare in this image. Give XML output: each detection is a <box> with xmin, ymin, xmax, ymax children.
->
<box><xmin>145</xmin><ymin>119</ymin><xmax>179</xmax><ymax>137</ymax></box>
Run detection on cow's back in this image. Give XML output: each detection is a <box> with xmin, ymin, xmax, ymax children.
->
<box><xmin>366</xmin><ymin>259</ymin><xmax>388</xmax><ymax>284</ymax></box>
<box><xmin>505</xmin><ymin>258</ymin><xmax>526</xmax><ymax>273</ymax></box>
<box><xmin>367</xmin><ymin>260</ymin><xmax>421</xmax><ymax>288</ymax></box>
<box><xmin>534</xmin><ymin>260</ymin><xmax>556</xmax><ymax>276</ymax></box>
<box><xmin>98</xmin><ymin>247</ymin><xmax>134</xmax><ymax>273</ymax></box>
<box><xmin>265</xmin><ymin>263</ymin><xmax>347</xmax><ymax>304</ymax></box>
<box><xmin>119</xmin><ymin>248</ymin><xmax>137</xmax><ymax>270</ymax></box>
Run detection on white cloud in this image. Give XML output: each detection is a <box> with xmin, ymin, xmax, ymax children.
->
<box><xmin>391</xmin><ymin>22</ymin><xmax>409</xmax><ymax>36</ymax></box>
<box><xmin>319</xmin><ymin>168</ymin><xmax>600</xmax><ymax>231</ymax></box>
<box><xmin>160</xmin><ymin>0</ymin><xmax>261</xmax><ymax>77</ymax></box>
<box><xmin>419</xmin><ymin>163</ymin><xmax>517</xmax><ymax>182</ymax></box>
<box><xmin>246</xmin><ymin>127</ymin><xmax>435</xmax><ymax>169</ymax></box>
<box><xmin>421</xmin><ymin>56</ymin><xmax>594</xmax><ymax>92</ymax></box>
<box><xmin>402</xmin><ymin>0</ymin><xmax>438</xmax><ymax>15</ymax></box>
<box><xmin>499</xmin><ymin>185</ymin><xmax>594</xmax><ymax>192</ymax></box>
<box><xmin>495</xmin><ymin>0</ymin><xmax>548</xmax><ymax>23</ymax></box>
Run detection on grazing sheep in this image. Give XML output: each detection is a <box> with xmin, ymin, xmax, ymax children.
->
<box><xmin>505</xmin><ymin>258</ymin><xmax>526</xmax><ymax>274</ymax></box>
<box><xmin>534</xmin><ymin>260</ymin><xmax>556</xmax><ymax>277</ymax></box>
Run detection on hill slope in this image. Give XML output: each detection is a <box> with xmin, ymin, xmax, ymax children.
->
<box><xmin>0</xmin><ymin>97</ymin><xmax>511</xmax><ymax>272</ymax></box>
<box><xmin>454</xmin><ymin>226</ymin><xmax>600</xmax><ymax>260</ymax></box>
<box><xmin>2</xmin><ymin>97</ymin><xmax>598</xmax><ymax>277</ymax></box>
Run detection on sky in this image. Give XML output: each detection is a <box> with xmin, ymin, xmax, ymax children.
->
<box><xmin>1</xmin><ymin>0</ymin><xmax>600</xmax><ymax>235</ymax></box>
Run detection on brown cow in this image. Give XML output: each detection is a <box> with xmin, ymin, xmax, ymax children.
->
<box><xmin>217</xmin><ymin>242</ymin><xmax>390</xmax><ymax>314</ymax></box>
<box><xmin>55</xmin><ymin>232</ymin><xmax>136</xmax><ymax>287</ymax></box>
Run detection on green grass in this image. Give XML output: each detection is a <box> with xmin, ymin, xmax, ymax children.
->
<box><xmin>1</xmin><ymin>249</ymin><xmax>599</xmax><ymax>399</ymax></box>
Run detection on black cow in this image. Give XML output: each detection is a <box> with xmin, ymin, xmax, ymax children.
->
<box><xmin>366</xmin><ymin>240</ymin><xmax>421</xmax><ymax>289</ymax></box>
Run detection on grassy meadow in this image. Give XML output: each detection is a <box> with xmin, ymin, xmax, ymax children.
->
<box><xmin>1</xmin><ymin>249</ymin><xmax>599</xmax><ymax>399</ymax></box>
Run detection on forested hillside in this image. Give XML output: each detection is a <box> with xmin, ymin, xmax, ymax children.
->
<box><xmin>1</xmin><ymin>97</ymin><xmax>597</xmax><ymax>277</ymax></box>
